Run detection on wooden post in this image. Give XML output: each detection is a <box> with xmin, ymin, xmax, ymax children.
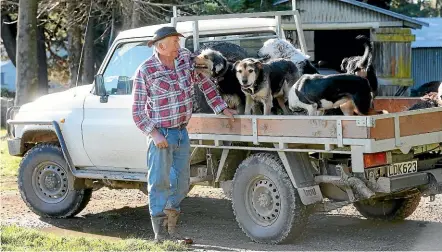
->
<box><xmin>371</xmin><ymin>28</ymin><xmax>415</xmax><ymax>87</ymax></box>
<box><xmin>293</xmin><ymin>9</ymin><xmax>307</xmax><ymax>55</ymax></box>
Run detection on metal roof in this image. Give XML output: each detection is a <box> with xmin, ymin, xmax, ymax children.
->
<box><xmin>274</xmin><ymin>0</ymin><xmax>428</xmax><ymax>28</ymax></box>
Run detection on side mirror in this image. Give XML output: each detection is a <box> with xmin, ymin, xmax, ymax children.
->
<box><xmin>94</xmin><ymin>74</ymin><xmax>108</xmax><ymax>103</ymax></box>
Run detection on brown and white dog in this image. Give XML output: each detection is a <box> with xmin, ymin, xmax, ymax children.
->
<box><xmin>233</xmin><ymin>58</ymin><xmax>300</xmax><ymax>115</ymax></box>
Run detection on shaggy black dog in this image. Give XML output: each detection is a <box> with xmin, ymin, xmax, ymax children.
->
<box><xmin>194</xmin><ymin>48</ymin><xmax>246</xmax><ymax>114</ymax></box>
<box><xmin>190</xmin><ymin>42</ymin><xmax>249</xmax><ymax>114</ymax></box>
<box><xmin>408</xmin><ymin>83</ymin><xmax>442</xmax><ymax>111</ymax></box>
<box><xmin>410</xmin><ymin>81</ymin><xmax>442</xmax><ymax>97</ymax></box>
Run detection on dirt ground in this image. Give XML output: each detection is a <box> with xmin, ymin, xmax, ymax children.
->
<box><xmin>1</xmin><ymin>177</ymin><xmax>442</xmax><ymax>251</ymax></box>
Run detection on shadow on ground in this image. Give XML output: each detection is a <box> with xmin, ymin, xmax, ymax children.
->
<box><xmin>41</xmin><ymin>196</ymin><xmax>442</xmax><ymax>251</ymax></box>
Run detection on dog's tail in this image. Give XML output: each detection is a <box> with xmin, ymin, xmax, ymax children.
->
<box><xmin>355</xmin><ymin>35</ymin><xmax>372</xmax><ymax>70</ymax></box>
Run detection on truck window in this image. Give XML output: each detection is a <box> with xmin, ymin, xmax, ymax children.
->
<box><xmin>102</xmin><ymin>40</ymin><xmax>153</xmax><ymax>95</ymax></box>
<box><xmin>185</xmin><ymin>31</ymin><xmax>277</xmax><ymax>57</ymax></box>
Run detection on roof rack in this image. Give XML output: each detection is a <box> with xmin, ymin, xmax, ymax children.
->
<box><xmin>170</xmin><ymin>8</ymin><xmax>307</xmax><ymax>54</ymax></box>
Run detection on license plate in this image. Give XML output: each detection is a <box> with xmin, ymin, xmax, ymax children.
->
<box><xmin>387</xmin><ymin>160</ymin><xmax>418</xmax><ymax>177</ymax></box>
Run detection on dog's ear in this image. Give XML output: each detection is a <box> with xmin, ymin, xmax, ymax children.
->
<box><xmin>233</xmin><ymin>60</ymin><xmax>240</xmax><ymax>70</ymax></box>
<box><xmin>254</xmin><ymin>61</ymin><xmax>263</xmax><ymax>69</ymax></box>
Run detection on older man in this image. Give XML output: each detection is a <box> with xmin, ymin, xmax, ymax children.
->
<box><xmin>132</xmin><ymin>26</ymin><xmax>236</xmax><ymax>243</ymax></box>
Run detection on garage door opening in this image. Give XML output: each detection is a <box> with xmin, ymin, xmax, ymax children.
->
<box><xmin>314</xmin><ymin>29</ymin><xmax>371</xmax><ymax>72</ymax></box>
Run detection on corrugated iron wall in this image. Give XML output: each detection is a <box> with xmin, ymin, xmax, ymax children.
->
<box><xmin>411</xmin><ymin>48</ymin><xmax>442</xmax><ymax>88</ymax></box>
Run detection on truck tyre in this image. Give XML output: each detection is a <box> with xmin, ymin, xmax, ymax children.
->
<box><xmin>18</xmin><ymin>143</ymin><xmax>92</xmax><ymax>218</ymax></box>
<box><xmin>231</xmin><ymin>153</ymin><xmax>309</xmax><ymax>244</ymax></box>
<box><xmin>353</xmin><ymin>192</ymin><xmax>421</xmax><ymax>221</ymax></box>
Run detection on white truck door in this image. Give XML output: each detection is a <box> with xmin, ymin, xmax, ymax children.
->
<box><xmin>82</xmin><ymin>40</ymin><xmax>153</xmax><ymax>169</ymax></box>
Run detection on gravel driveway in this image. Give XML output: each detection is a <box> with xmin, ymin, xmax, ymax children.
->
<box><xmin>1</xmin><ymin>182</ymin><xmax>441</xmax><ymax>251</ymax></box>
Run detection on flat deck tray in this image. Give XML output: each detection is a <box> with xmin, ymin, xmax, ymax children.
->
<box><xmin>187</xmin><ymin>98</ymin><xmax>442</xmax><ymax>141</ymax></box>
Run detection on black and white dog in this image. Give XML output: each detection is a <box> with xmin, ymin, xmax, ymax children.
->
<box><xmin>233</xmin><ymin>58</ymin><xmax>299</xmax><ymax>115</ymax></box>
<box><xmin>288</xmin><ymin>74</ymin><xmax>377</xmax><ymax>116</ymax></box>
<box><xmin>193</xmin><ymin>48</ymin><xmax>246</xmax><ymax>114</ymax></box>
<box><xmin>340</xmin><ymin>35</ymin><xmax>379</xmax><ymax>97</ymax></box>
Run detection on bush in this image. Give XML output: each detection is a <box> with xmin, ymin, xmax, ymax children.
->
<box><xmin>1</xmin><ymin>88</ymin><xmax>15</xmax><ymax>98</ymax></box>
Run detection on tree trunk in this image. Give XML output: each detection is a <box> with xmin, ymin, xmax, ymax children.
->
<box><xmin>81</xmin><ymin>16</ymin><xmax>95</xmax><ymax>84</ymax></box>
<box><xmin>67</xmin><ymin>2</ymin><xmax>83</xmax><ymax>87</ymax></box>
<box><xmin>1</xmin><ymin>13</ymin><xmax>17</xmax><ymax>67</ymax></box>
<box><xmin>15</xmin><ymin>0</ymin><xmax>39</xmax><ymax>106</ymax></box>
<box><xmin>122</xmin><ymin>1</ymin><xmax>133</xmax><ymax>30</ymax></box>
<box><xmin>108</xmin><ymin>6</ymin><xmax>116</xmax><ymax>49</ymax></box>
<box><xmin>131</xmin><ymin>1</ymin><xmax>141</xmax><ymax>28</ymax></box>
<box><xmin>37</xmin><ymin>24</ymin><xmax>48</xmax><ymax>95</ymax></box>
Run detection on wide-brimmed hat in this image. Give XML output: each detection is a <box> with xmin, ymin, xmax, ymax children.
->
<box><xmin>147</xmin><ymin>26</ymin><xmax>184</xmax><ymax>47</ymax></box>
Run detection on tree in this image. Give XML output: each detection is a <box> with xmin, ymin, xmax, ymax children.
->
<box><xmin>15</xmin><ymin>0</ymin><xmax>39</xmax><ymax>106</ymax></box>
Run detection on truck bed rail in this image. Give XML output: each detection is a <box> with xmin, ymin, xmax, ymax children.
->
<box><xmin>187</xmin><ymin>106</ymin><xmax>442</xmax><ymax>155</ymax></box>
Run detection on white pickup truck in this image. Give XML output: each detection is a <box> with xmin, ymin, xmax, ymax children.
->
<box><xmin>7</xmin><ymin>10</ymin><xmax>442</xmax><ymax>245</ymax></box>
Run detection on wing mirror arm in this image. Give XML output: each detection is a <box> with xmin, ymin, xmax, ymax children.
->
<box><xmin>94</xmin><ymin>74</ymin><xmax>108</xmax><ymax>103</ymax></box>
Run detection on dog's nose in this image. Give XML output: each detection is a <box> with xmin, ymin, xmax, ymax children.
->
<box><xmin>242</xmin><ymin>80</ymin><xmax>248</xmax><ymax>85</ymax></box>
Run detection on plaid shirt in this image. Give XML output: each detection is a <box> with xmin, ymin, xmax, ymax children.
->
<box><xmin>132</xmin><ymin>48</ymin><xmax>227</xmax><ymax>135</ymax></box>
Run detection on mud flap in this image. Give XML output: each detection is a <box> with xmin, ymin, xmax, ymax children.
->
<box><xmin>277</xmin><ymin>150</ymin><xmax>323</xmax><ymax>205</ymax></box>
<box><xmin>297</xmin><ymin>185</ymin><xmax>324</xmax><ymax>205</ymax></box>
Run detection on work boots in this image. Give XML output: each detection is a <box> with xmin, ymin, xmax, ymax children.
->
<box><xmin>164</xmin><ymin>209</ymin><xmax>193</xmax><ymax>244</ymax></box>
<box><xmin>151</xmin><ymin>215</ymin><xmax>169</xmax><ymax>243</ymax></box>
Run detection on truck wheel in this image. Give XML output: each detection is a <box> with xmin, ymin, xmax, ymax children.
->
<box><xmin>18</xmin><ymin>143</ymin><xmax>92</xmax><ymax>218</ymax></box>
<box><xmin>353</xmin><ymin>192</ymin><xmax>421</xmax><ymax>221</ymax></box>
<box><xmin>231</xmin><ymin>153</ymin><xmax>309</xmax><ymax>244</ymax></box>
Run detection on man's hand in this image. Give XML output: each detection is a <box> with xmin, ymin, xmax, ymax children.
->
<box><xmin>150</xmin><ymin>129</ymin><xmax>168</xmax><ymax>149</ymax></box>
<box><xmin>222</xmin><ymin>108</ymin><xmax>238</xmax><ymax>123</ymax></box>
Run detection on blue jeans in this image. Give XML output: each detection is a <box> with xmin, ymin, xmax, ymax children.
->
<box><xmin>147</xmin><ymin>127</ymin><xmax>191</xmax><ymax>217</ymax></box>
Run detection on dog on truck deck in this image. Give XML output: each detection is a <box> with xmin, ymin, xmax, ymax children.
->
<box><xmin>340</xmin><ymin>35</ymin><xmax>379</xmax><ymax>97</ymax></box>
<box><xmin>408</xmin><ymin>82</ymin><xmax>442</xmax><ymax>111</ymax></box>
<box><xmin>410</xmin><ymin>80</ymin><xmax>442</xmax><ymax>97</ymax></box>
<box><xmin>233</xmin><ymin>57</ymin><xmax>299</xmax><ymax>115</ymax></box>
<box><xmin>257</xmin><ymin>38</ymin><xmax>319</xmax><ymax>75</ymax></box>
<box><xmin>193</xmin><ymin>48</ymin><xmax>246</xmax><ymax>114</ymax></box>
<box><xmin>288</xmin><ymin>73</ymin><xmax>377</xmax><ymax>116</ymax></box>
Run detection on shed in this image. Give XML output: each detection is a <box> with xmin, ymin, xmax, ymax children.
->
<box><xmin>410</xmin><ymin>17</ymin><xmax>442</xmax><ymax>89</ymax></box>
<box><xmin>274</xmin><ymin>0</ymin><xmax>428</xmax><ymax>95</ymax></box>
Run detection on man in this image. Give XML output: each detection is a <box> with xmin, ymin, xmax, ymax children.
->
<box><xmin>131</xmin><ymin>26</ymin><xmax>236</xmax><ymax>243</ymax></box>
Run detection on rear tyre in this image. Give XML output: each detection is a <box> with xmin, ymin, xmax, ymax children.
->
<box><xmin>18</xmin><ymin>144</ymin><xmax>92</xmax><ymax>218</ymax></box>
<box><xmin>231</xmin><ymin>153</ymin><xmax>310</xmax><ymax>244</ymax></box>
<box><xmin>354</xmin><ymin>192</ymin><xmax>421</xmax><ymax>221</ymax></box>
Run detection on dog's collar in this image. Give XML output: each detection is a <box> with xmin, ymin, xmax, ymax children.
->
<box><xmin>241</xmin><ymin>86</ymin><xmax>254</xmax><ymax>95</ymax></box>
<box><xmin>214</xmin><ymin>76</ymin><xmax>225</xmax><ymax>83</ymax></box>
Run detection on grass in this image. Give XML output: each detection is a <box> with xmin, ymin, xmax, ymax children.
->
<box><xmin>1</xmin><ymin>225</ymin><xmax>189</xmax><ymax>251</ymax></box>
<box><xmin>0</xmin><ymin>128</ymin><xmax>22</xmax><ymax>178</ymax></box>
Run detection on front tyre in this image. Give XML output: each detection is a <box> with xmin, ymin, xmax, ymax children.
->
<box><xmin>231</xmin><ymin>153</ymin><xmax>310</xmax><ymax>244</ymax></box>
<box><xmin>18</xmin><ymin>144</ymin><xmax>92</xmax><ymax>218</ymax></box>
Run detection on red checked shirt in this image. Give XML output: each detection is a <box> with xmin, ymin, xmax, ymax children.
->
<box><xmin>132</xmin><ymin>47</ymin><xmax>227</xmax><ymax>135</ymax></box>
